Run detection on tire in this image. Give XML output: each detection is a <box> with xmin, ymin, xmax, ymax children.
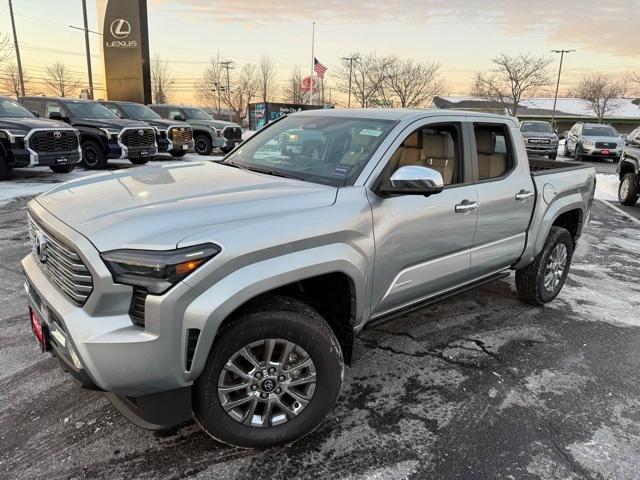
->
<box><xmin>0</xmin><ymin>155</ymin><xmax>12</xmax><ymax>180</ymax></box>
<box><xmin>549</xmin><ymin>152</ymin><xmax>557</xmax><ymax>160</ymax></box>
<box><xmin>220</xmin><ymin>145</ymin><xmax>234</xmax><ymax>154</ymax></box>
<box><xmin>193</xmin><ymin>295</ymin><xmax>344</xmax><ymax>448</ymax></box>
<box><xmin>82</xmin><ymin>140</ymin><xmax>108</xmax><ymax>169</ymax></box>
<box><xmin>170</xmin><ymin>150</ymin><xmax>187</xmax><ymax>158</ymax></box>
<box><xmin>618</xmin><ymin>172</ymin><xmax>639</xmax><ymax>206</ymax></box>
<box><xmin>563</xmin><ymin>141</ymin><xmax>570</xmax><ymax>157</ymax></box>
<box><xmin>574</xmin><ymin>144</ymin><xmax>583</xmax><ymax>161</ymax></box>
<box><xmin>194</xmin><ymin>134</ymin><xmax>213</xmax><ymax>155</ymax></box>
<box><xmin>129</xmin><ymin>157</ymin><xmax>150</xmax><ymax>165</ymax></box>
<box><xmin>516</xmin><ymin>226</ymin><xmax>574</xmax><ymax>305</ymax></box>
<box><xmin>49</xmin><ymin>164</ymin><xmax>75</xmax><ymax>174</ymax></box>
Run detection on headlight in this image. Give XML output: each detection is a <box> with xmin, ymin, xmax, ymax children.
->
<box><xmin>99</xmin><ymin>127</ymin><xmax>121</xmax><ymax>141</ymax></box>
<box><xmin>101</xmin><ymin>243</ymin><xmax>221</xmax><ymax>294</ymax></box>
<box><xmin>583</xmin><ymin>140</ymin><xmax>595</xmax><ymax>148</ymax></box>
<box><xmin>0</xmin><ymin>129</ymin><xmax>27</xmax><ymax>143</ymax></box>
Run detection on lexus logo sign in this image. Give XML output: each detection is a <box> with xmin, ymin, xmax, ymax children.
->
<box><xmin>110</xmin><ymin>19</ymin><xmax>132</xmax><ymax>39</ymax></box>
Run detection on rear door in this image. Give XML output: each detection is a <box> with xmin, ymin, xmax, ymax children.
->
<box><xmin>468</xmin><ymin>119</ymin><xmax>535</xmax><ymax>278</ymax></box>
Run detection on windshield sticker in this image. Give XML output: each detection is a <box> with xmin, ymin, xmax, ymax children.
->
<box><xmin>334</xmin><ymin>165</ymin><xmax>350</xmax><ymax>176</ymax></box>
<box><xmin>359</xmin><ymin>129</ymin><xmax>383</xmax><ymax>137</ymax></box>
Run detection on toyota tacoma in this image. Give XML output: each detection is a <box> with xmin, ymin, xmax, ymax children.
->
<box><xmin>22</xmin><ymin>109</ymin><xmax>595</xmax><ymax>448</ymax></box>
<box><xmin>20</xmin><ymin>96</ymin><xmax>157</xmax><ymax>169</ymax></box>
<box><xmin>0</xmin><ymin>96</ymin><xmax>81</xmax><ymax>180</ymax></box>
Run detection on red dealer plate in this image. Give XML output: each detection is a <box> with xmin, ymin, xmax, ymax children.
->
<box><xmin>601</xmin><ymin>149</ymin><xmax>610</xmax><ymax>155</ymax></box>
<box><xmin>29</xmin><ymin>307</ymin><xmax>49</xmax><ymax>352</ymax></box>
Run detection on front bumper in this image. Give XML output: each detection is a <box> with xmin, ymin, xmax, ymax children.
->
<box><xmin>581</xmin><ymin>146</ymin><xmax>622</xmax><ymax>159</ymax></box>
<box><xmin>157</xmin><ymin>136</ymin><xmax>194</xmax><ymax>154</ymax></box>
<box><xmin>106</xmin><ymin>142</ymin><xmax>159</xmax><ymax>160</ymax></box>
<box><xmin>9</xmin><ymin>147</ymin><xmax>81</xmax><ymax>168</ymax></box>
<box><xmin>525</xmin><ymin>145</ymin><xmax>558</xmax><ymax>156</ymax></box>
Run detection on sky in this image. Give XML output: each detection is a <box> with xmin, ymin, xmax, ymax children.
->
<box><xmin>1</xmin><ymin>0</ymin><xmax>639</xmax><ymax>104</ymax></box>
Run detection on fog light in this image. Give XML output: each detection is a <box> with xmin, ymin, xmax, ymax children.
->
<box><xmin>68</xmin><ymin>344</ymin><xmax>82</xmax><ymax>369</ymax></box>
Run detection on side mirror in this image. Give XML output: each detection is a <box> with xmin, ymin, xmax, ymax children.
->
<box><xmin>173</xmin><ymin>114</ymin><xmax>186</xmax><ymax>121</ymax></box>
<box><xmin>378</xmin><ymin>166</ymin><xmax>445</xmax><ymax>196</ymax></box>
<box><xmin>48</xmin><ymin>111</ymin><xmax>69</xmax><ymax>122</ymax></box>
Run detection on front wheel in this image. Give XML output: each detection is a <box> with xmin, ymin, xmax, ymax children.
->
<box><xmin>563</xmin><ymin>141</ymin><xmax>570</xmax><ymax>157</ymax></box>
<box><xmin>82</xmin><ymin>140</ymin><xmax>108</xmax><ymax>169</ymax></box>
<box><xmin>193</xmin><ymin>296</ymin><xmax>344</xmax><ymax>448</ymax></box>
<box><xmin>574</xmin><ymin>144</ymin><xmax>583</xmax><ymax>161</ymax></box>
<box><xmin>516</xmin><ymin>226</ymin><xmax>574</xmax><ymax>305</ymax></box>
<box><xmin>619</xmin><ymin>172</ymin><xmax>639</xmax><ymax>206</ymax></box>
<box><xmin>548</xmin><ymin>152</ymin><xmax>557</xmax><ymax>160</ymax></box>
<box><xmin>49</xmin><ymin>164</ymin><xmax>75</xmax><ymax>174</ymax></box>
<box><xmin>170</xmin><ymin>150</ymin><xmax>187</xmax><ymax>158</ymax></box>
<box><xmin>220</xmin><ymin>145</ymin><xmax>234</xmax><ymax>154</ymax></box>
<box><xmin>194</xmin><ymin>134</ymin><xmax>213</xmax><ymax>155</ymax></box>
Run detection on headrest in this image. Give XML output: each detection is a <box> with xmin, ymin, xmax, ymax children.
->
<box><xmin>423</xmin><ymin>133</ymin><xmax>449</xmax><ymax>158</ymax></box>
<box><xmin>403</xmin><ymin>131</ymin><xmax>421</xmax><ymax>148</ymax></box>
<box><xmin>475</xmin><ymin>129</ymin><xmax>494</xmax><ymax>155</ymax></box>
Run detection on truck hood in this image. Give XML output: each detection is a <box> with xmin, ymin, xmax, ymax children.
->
<box><xmin>72</xmin><ymin>118</ymin><xmax>150</xmax><ymax>129</ymax></box>
<box><xmin>521</xmin><ymin>131</ymin><xmax>558</xmax><ymax>140</ymax></box>
<box><xmin>190</xmin><ymin>119</ymin><xmax>239</xmax><ymax>129</ymax></box>
<box><xmin>140</xmin><ymin>118</ymin><xmax>188</xmax><ymax>129</ymax></box>
<box><xmin>35</xmin><ymin>162</ymin><xmax>337</xmax><ymax>252</ymax></box>
<box><xmin>581</xmin><ymin>135</ymin><xmax>623</xmax><ymax>144</ymax></box>
<box><xmin>0</xmin><ymin>117</ymin><xmax>69</xmax><ymax>131</ymax></box>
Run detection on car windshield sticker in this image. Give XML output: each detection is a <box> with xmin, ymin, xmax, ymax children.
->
<box><xmin>359</xmin><ymin>129</ymin><xmax>383</xmax><ymax>137</ymax></box>
<box><xmin>334</xmin><ymin>165</ymin><xmax>350</xmax><ymax>176</ymax></box>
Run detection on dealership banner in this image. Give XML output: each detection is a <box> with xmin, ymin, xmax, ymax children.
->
<box><xmin>97</xmin><ymin>0</ymin><xmax>151</xmax><ymax>103</ymax></box>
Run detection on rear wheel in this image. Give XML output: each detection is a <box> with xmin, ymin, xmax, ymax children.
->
<box><xmin>618</xmin><ymin>172</ymin><xmax>639</xmax><ymax>206</ymax></box>
<box><xmin>193</xmin><ymin>296</ymin><xmax>343</xmax><ymax>448</ymax></box>
<box><xmin>516</xmin><ymin>226</ymin><xmax>574</xmax><ymax>305</ymax></box>
<box><xmin>194</xmin><ymin>134</ymin><xmax>213</xmax><ymax>155</ymax></box>
<box><xmin>170</xmin><ymin>150</ymin><xmax>187</xmax><ymax>158</ymax></box>
<box><xmin>82</xmin><ymin>140</ymin><xmax>108</xmax><ymax>169</ymax></box>
<box><xmin>49</xmin><ymin>164</ymin><xmax>75</xmax><ymax>174</ymax></box>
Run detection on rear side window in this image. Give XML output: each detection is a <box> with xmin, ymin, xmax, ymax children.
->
<box><xmin>20</xmin><ymin>99</ymin><xmax>43</xmax><ymax>117</ymax></box>
<box><xmin>45</xmin><ymin>101</ymin><xmax>67</xmax><ymax>119</ymax></box>
<box><xmin>474</xmin><ymin>124</ymin><xmax>514</xmax><ymax>181</ymax></box>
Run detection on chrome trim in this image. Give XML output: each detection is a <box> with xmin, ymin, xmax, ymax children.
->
<box><xmin>117</xmin><ymin>127</ymin><xmax>158</xmax><ymax>159</ymax></box>
<box><xmin>23</xmin><ymin>127</ymin><xmax>80</xmax><ymax>167</ymax></box>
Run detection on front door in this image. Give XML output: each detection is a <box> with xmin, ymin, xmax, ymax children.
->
<box><xmin>368</xmin><ymin>120</ymin><xmax>479</xmax><ymax>318</ymax></box>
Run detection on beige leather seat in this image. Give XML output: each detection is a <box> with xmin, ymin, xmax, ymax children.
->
<box><xmin>476</xmin><ymin>129</ymin><xmax>508</xmax><ymax>179</ymax></box>
<box><xmin>422</xmin><ymin>133</ymin><xmax>455</xmax><ymax>185</ymax></box>
<box><xmin>390</xmin><ymin>131</ymin><xmax>424</xmax><ymax>170</ymax></box>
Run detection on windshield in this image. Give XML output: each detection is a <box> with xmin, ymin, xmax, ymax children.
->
<box><xmin>521</xmin><ymin>121</ymin><xmax>553</xmax><ymax>133</ymax></box>
<box><xmin>583</xmin><ymin>126</ymin><xmax>617</xmax><ymax>137</ymax></box>
<box><xmin>0</xmin><ymin>98</ymin><xmax>34</xmax><ymax>118</ymax></box>
<box><xmin>65</xmin><ymin>101</ymin><xmax>119</xmax><ymax>119</ymax></box>
<box><xmin>182</xmin><ymin>108</ymin><xmax>212</xmax><ymax>120</ymax></box>
<box><xmin>224</xmin><ymin>115</ymin><xmax>397</xmax><ymax>187</ymax></box>
<box><xmin>120</xmin><ymin>103</ymin><xmax>161</xmax><ymax>120</ymax></box>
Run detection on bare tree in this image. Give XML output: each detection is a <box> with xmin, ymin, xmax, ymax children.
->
<box><xmin>228</xmin><ymin>63</ymin><xmax>258</xmax><ymax>122</ymax></box>
<box><xmin>385</xmin><ymin>57</ymin><xmax>446</xmax><ymax>108</ymax></box>
<box><xmin>1</xmin><ymin>63</ymin><xmax>29</xmax><ymax>98</ymax></box>
<box><xmin>0</xmin><ymin>32</ymin><xmax>11</xmax><ymax>65</ymax></box>
<box><xmin>258</xmin><ymin>55</ymin><xmax>277</xmax><ymax>103</ymax></box>
<box><xmin>337</xmin><ymin>52</ymin><xmax>393</xmax><ymax>108</ymax></box>
<box><xmin>571</xmin><ymin>73</ymin><xmax>626</xmax><ymax>122</ymax></box>
<box><xmin>195</xmin><ymin>53</ymin><xmax>226</xmax><ymax>114</ymax></box>
<box><xmin>151</xmin><ymin>54</ymin><xmax>175</xmax><ymax>104</ymax></box>
<box><xmin>472</xmin><ymin>53</ymin><xmax>553</xmax><ymax>116</ymax></box>
<box><xmin>45</xmin><ymin>62</ymin><xmax>80</xmax><ymax>97</ymax></box>
<box><xmin>628</xmin><ymin>72</ymin><xmax>640</xmax><ymax>97</ymax></box>
<box><xmin>285</xmin><ymin>66</ymin><xmax>304</xmax><ymax>104</ymax></box>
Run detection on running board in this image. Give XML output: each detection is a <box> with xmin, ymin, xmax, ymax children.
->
<box><xmin>365</xmin><ymin>271</ymin><xmax>511</xmax><ymax>329</ymax></box>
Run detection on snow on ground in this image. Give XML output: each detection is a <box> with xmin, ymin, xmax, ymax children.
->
<box><xmin>595</xmin><ymin>174</ymin><xmax>620</xmax><ymax>201</ymax></box>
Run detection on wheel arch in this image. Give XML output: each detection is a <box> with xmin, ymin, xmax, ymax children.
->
<box><xmin>618</xmin><ymin>157</ymin><xmax>639</xmax><ymax>180</ymax></box>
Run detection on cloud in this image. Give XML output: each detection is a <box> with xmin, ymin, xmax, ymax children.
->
<box><xmin>149</xmin><ymin>0</ymin><xmax>639</xmax><ymax>58</ymax></box>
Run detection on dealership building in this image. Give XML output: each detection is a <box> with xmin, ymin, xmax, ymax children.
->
<box><xmin>433</xmin><ymin>96</ymin><xmax>640</xmax><ymax>133</ymax></box>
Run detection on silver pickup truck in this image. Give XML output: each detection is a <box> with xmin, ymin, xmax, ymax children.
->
<box><xmin>22</xmin><ymin>109</ymin><xmax>595</xmax><ymax>448</ymax></box>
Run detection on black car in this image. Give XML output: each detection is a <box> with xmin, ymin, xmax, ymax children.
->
<box><xmin>618</xmin><ymin>127</ymin><xmax>640</xmax><ymax>206</ymax></box>
<box><xmin>0</xmin><ymin>96</ymin><xmax>81</xmax><ymax>180</ymax></box>
<box><xmin>99</xmin><ymin>100</ymin><xmax>194</xmax><ymax>158</ymax></box>
<box><xmin>19</xmin><ymin>96</ymin><xmax>157</xmax><ymax>169</ymax></box>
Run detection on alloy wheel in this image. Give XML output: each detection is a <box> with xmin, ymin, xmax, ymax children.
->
<box><xmin>217</xmin><ymin>338</ymin><xmax>317</xmax><ymax>428</ymax></box>
<box><xmin>544</xmin><ymin>243</ymin><xmax>567</xmax><ymax>293</ymax></box>
<box><xmin>84</xmin><ymin>146</ymin><xmax>98</xmax><ymax>167</ymax></box>
<box><xmin>620</xmin><ymin>177</ymin><xmax>630</xmax><ymax>199</ymax></box>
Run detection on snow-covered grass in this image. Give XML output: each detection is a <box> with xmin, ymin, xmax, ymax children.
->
<box><xmin>595</xmin><ymin>174</ymin><xmax>620</xmax><ymax>201</ymax></box>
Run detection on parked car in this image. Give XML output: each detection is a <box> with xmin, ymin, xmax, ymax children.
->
<box><xmin>19</xmin><ymin>97</ymin><xmax>157</xmax><ymax>169</ymax></box>
<box><xmin>564</xmin><ymin>122</ymin><xmax>624</xmax><ymax>162</ymax></box>
<box><xmin>148</xmin><ymin>104</ymin><xmax>242</xmax><ymax>155</ymax></box>
<box><xmin>520</xmin><ymin>120</ymin><xmax>559</xmax><ymax>159</ymax></box>
<box><xmin>23</xmin><ymin>109</ymin><xmax>595</xmax><ymax>448</ymax></box>
<box><xmin>99</xmin><ymin>100</ymin><xmax>194</xmax><ymax>158</ymax></box>
<box><xmin>618</xmin><ymin>128</ymin><xmax>640</xmax><ymax>206</ymax></box>
<box><xmin>0</xmin><ymin>96</ymin><xmax>81</xmax><ymax>180</ymax></box>
<box><xmin>625</xmin><ymin>126</ymin><xmax>640</xmax><ymax>146</ymax></box>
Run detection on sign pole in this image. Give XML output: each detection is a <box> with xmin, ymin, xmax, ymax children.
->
<box><xmin>309</xmin><ymin>22</ymin><xmax>315</xmax><ymax>105</ymax></box>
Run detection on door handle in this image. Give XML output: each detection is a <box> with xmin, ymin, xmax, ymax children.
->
<box><xmin>515</xmin><ymin>190</ymin><xmax>534</xmax><ymax>201</ymax></box>
<box><xmin>455</xmin><ymin>200</ymin><xmax>479</xmax><ymax>214</ymax></box>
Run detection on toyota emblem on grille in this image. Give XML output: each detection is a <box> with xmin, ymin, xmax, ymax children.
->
<box><xmin>53</xmin><ymin>131</ymin><xmax>62</xmax><ymax>138</ymax></box>
<box><xmin>35</xmin><ymin>232</ymin><xmax>49</xmax><ymax>263</ymax></box>
<box><xmin>138</xmin><ymin>129</ymin><xmax>144</xmax><ymax>136</ymax></box>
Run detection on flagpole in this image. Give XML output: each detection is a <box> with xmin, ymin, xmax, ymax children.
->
<box><xmin>309</xmin><ymin>21</ymin><xmax>315</xmax><ymax>105</ymax></box>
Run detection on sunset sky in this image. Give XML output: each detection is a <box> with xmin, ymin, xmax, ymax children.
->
<box><xmin>1</xmin><ymin>0</ymin><xmax>638</xmax><ymax>104</ymax></box>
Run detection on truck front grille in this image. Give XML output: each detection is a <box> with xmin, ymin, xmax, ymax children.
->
<box><xmin>223</xmin><ymin>127</ymin><xmax>242</xmax><ymax>141</ymax></box>
<box><xmin>28</xmin><ymin>214</ymin><xmax>93</xmax><ymax>306</ymax></box>
<box><xmin>168</xmin><ymin>126</ymin><xmax>193</xmax><ymax>145</ymax></box>
<box><xmin>120</xmin><ymin>128</ymin><xmax>156</xmax><ymax>148</ymax></box>
<box><xmin>29</xmin><ymin>130</ymin><xmax>78</xmax><ymax>153</ymax></box>
<box><xmin>129</xmin><ymin>288</ymin><xmax>147</xmax><ymax>327</ymax></box>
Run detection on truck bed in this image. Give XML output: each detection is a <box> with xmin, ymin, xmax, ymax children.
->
<box><xmin>529</xmin><ymin>158</ymin><xmax>590</xmax><ymax>176</ymax></box>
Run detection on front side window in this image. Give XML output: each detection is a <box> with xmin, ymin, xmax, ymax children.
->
<box><xmin>181</xmin><ymin>108</ymin><xmax>212</xmax><ymax>120</ymax></box>
<box><xmin>225</xmin><ymin>115</ymin><xmax>396</xmax><ymax>187</ymax></box>
<box><xmin>45</xmin><ymin>102</ymin><xmax>66</xmax><ymax>118</ymax></box>
<box><xmin>120</xmin><ymin>103</ymin><xmax>161</xmax><ymax>120</ymax></box>
<box><xmin>474</xmin><ymin>124</ymin><xmax>514</xmax><ymax>180</ymax></box>
<box><xmin>0</xmin><ymin>98</ymin><xmax>34</xmax><ymax>118</ymax></box>
<box><xmin>168</xmin><ymin>109</ymin><xmax>183</xmax><ymax>120</ymax></box>
<box><xmin>64</xmin><ymin>101</ymin><xmax>119</xmax><ymax>119</ymax></box>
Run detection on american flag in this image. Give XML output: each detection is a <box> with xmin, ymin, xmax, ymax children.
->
<box><xmin>314</xmin><ymin>58</ymin><xmax>327</xmax><ymax>79</ymax></box>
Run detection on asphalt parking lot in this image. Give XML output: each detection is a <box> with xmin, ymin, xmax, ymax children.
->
<box><xmin>1</xmin><ymin>152</ymin><xmax>639</xmax><ymax>479</ymax></box>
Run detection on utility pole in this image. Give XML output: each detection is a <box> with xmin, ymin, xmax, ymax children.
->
<box><xmin>8</xmin><ymin>0</ymin><xmax>25</xmax><ymax>97</ymax></box>
<box><xmin>550</xmin><ymin>49</ymin><xmax>575</xmax><ymax>129</ymax></box>
<box><xmin>309</xmin><ymin>22</ymin><xmax>315</xmax><ymax>105</ymax></box>
<box><xmin>220</xmin><ymin>61</ymin><xmax>234</xmax><ymax>101</ymax></box>
<box><xmin>80</xmin><ymin>0</ymin><xmax>94</xmax><ymax>99</ymax></box>
<box><xmin>342</xmin><ymin>56</ymin><xmax>357</xmax><ymax>108</ymax></box>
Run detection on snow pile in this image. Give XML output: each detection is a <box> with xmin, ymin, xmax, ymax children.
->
<box><xmin>594</xmin><ymin>174</ymin><xmax>620</xmax><ymax>201</ymax></box>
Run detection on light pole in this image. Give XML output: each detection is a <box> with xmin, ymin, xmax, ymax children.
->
<box><xmin>551</xmin><ymin>49</ymin><xmax>575</xmax><ymax>129</ymax></box>
<box><xmin>8</xmin><ymin>0</ymin><xmax>25</xmax><ymax>97</ymax></box>
<box><xmin>342</xmin><ymin>56</ymin><xmax>357</xmax><ymax>108</ymax></box>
